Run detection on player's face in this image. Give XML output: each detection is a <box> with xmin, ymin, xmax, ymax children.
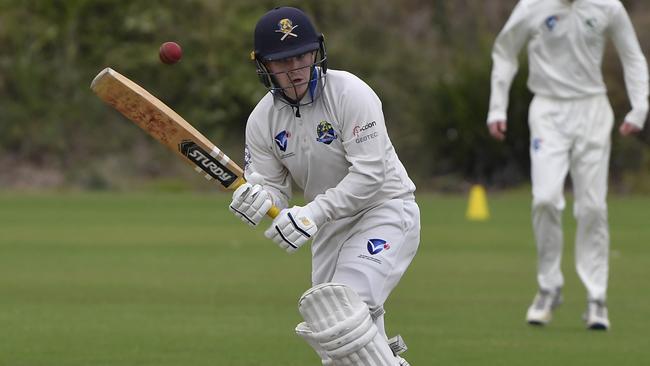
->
<box><xmin>265</xmin><ymin>51</ymin><xmax>316</xmax><ymax>101</ymax></box>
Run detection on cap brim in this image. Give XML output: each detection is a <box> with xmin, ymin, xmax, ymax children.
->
<box><xmin>262</xmin><ymin>42</ymin><xmax>320</xmax><ymax>61</ymax></box>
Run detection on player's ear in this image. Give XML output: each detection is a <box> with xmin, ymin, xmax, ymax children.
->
<box><xmin>251</xmin><ymin>50</ymin><xmax>273</xmax><ymax>88</ymax></box>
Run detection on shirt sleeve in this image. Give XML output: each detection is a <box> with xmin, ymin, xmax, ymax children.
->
<box><xmin>244</xmin><ymin>117</ymin><xmax>291</xmax><ymax>210</ymax></box>
<box><xmin>487</xmin><ymin>0</ymin><xmax>531</xmax><ymax>124</ymax></box>
<box><xmin>306</xmin><ymin>79</ymin><xmax>388</xmax><ymax>224</ymax></box>
<box><xmin>609</xmin><ymin>3</ymin><xmax>649</xmax><ymax>129</ymax></box>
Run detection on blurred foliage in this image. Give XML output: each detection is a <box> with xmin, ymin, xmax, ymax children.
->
<box><xmin>0</xmin><ymin>0</ymin><xmax>648</xmax><ymax>191</ymax></box>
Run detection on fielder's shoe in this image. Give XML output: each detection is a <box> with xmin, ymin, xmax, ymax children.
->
<box><xmin>526</xmin><ymin>288</ymin><xmax>563</xmax><ymax>326</ymax></box>
<box><xmin>583</xmin><ymin>300</ymin><xmax>610</xmax><ymax>330</ymax></box>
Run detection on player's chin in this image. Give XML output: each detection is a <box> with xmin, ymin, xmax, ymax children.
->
<box><xmin>284</xmin><ymin>85</ymin><xmax>308</xmax><ymax>100</ymax></box>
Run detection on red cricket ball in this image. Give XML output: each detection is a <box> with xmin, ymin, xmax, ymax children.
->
<box><xmin>159</xmin><ymin>41</ymin><xmax>182</xmax><ymax>64</ymax></box>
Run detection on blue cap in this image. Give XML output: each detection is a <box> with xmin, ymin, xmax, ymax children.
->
<box><xmin>253</xmin><ymin>7</ymin><xmax>321</xmax><ymax>61</ymax></box>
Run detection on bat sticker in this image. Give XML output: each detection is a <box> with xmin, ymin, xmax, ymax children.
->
<box><xmin>179</xmin><ymin>140</ymin><xmax>237</xmax><ymax>187</ymax></box>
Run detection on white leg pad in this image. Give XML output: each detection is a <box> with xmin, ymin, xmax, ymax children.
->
<box><xmin>298</xmin><ymin>283</ymin><xmax>398</xmax><ymax>366</ymax></box>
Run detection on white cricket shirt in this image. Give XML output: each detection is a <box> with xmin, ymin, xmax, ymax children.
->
<box><xmin>488</xmin><ymin>0</ymin><xmax>649</xmax><ymax>127</ymax></box>
<box><xmin>244</xmin><ymin>69</ymin><xmax>416</xmax><ymax>225</ymax></box>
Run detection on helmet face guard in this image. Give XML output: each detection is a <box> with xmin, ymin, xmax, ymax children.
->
<box><xmin>253</xmin><ymin>43</ymin><xmax>327</xmax><ymax>105</ymax></box>
<box><xmin>251</xmin><ymin>7</ymin><xmax>328</xmax><ymax>106</ymax></box>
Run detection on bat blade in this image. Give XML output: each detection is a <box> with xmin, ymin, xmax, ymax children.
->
<box><xmin>91</xmin><ymin>67</ymin><xmax>279</xmax><ymax>218</ymax></box>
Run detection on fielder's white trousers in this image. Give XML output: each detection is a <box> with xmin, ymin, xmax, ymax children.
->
<box><xmin>528</xmin><ymin>94</ymin><xmax>613</xmax><ymax>302</ymax></box>
<box><xmin>310</xmin><ymin>196</ymin><xmax>420</xmax><ymax>337</ymax></box>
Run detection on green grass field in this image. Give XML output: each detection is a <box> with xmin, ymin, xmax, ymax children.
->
<box><xmin>1</xmin><ymin>190</ymin><xmax>649</xmax><ymax>365</ymax></box>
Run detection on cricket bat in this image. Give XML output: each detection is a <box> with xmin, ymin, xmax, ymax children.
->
<box><xmin>90</xmin><ymin>67</ymin><xmax>279</xmax><ymax>218</ymax></box>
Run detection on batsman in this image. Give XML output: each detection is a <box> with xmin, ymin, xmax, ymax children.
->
<box><xmin>228</xmin><ymin>6</ymin><xmax>419</xmax><ymax>366</ymax></box>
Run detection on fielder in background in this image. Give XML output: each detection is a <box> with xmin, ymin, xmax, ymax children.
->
<box><xmin>229</xmin><ymin>6</ymin><xmax>419</xmax><ymax>365</ymax></box>
<box><xmin>487</xmin><ymin>0</ymin><xmax>648</xmax><ymax>330</ymax></box>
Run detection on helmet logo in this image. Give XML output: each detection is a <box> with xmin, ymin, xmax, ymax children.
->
<box><xmin>275</xmin><ymin>18</ymin><xmax>299</xmax><ymax>41</ymax></box>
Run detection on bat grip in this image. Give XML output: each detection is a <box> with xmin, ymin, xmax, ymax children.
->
<box><xmin>267</xmin><ymin>206</ymin><xmax>280</xmax><ymax>218</ymax></box>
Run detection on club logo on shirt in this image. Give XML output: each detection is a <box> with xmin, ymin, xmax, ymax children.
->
<box><xmin>545</xmin><ymin>15</ymin><xmax>559</xmax><ymax>31</ymax></box>
<box><xmin>367</xmin><ymin>238</ymin><xmax>390</xmax><ymax>255</ymax></box>
<box><xmin>244</xmin><ymin>144</ymin><xmax>252</xmax><ymax>172</ymax></box>
<box><xmin>316</xmin><ymin>121</ymin><xmax>338</xmax><ymax>145</ymax></box>
<box><xmin>532</xmin><ymin>137</ymin><xmax>543</xmax><ymax>152</ymax></box>
<box><xmin>274</xmin><ymin>130</ymin><xmax>291</xmax><ymax>152</ymax></box>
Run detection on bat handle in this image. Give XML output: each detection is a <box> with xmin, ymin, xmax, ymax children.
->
<box><xmin>266</xmin><ymin>206</ymin><xmax>280</xmax><ymax>218</ymax></box>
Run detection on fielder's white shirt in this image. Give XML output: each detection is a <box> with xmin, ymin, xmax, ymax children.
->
<box><xmin>488</xmin><ymin>0</ymin><xmax>649</xmax><ymax>128</ymax></box>
<box><xmin>244</xmin><ymin>69</ymin><xmax>416</xmax><ymax>225</ymax></box>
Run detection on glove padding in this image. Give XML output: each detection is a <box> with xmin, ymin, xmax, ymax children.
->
<box><xmin>229</xmin><ymin>175</ymin><xmax>272</xmax><ymax>227</ymax></box>
<box><xmin>265</xmin><ymin>206</ymin><xmax>318</xmax><ymax>253</ymax></box>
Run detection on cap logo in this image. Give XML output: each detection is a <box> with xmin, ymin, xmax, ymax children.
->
<box><xmin>276</xmin><ymin>18</ymin><xmax>299</xmax><ymax>41</ymax></box>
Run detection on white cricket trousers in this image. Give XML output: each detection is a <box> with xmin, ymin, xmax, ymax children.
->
<box><xmin>310</xmin><ymin>197</ymin><xmax>420</xmax><ymax>338</ymax></box>
<box><xmin>528</xmin><ymin>94</ymin><xmax>613</xmax><ymax>302</ymax></box>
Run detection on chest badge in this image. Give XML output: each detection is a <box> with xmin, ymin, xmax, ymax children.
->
<box><xmin>316</xmin><ymin>121</ymin><xmax>338</xmax><ymax>145</ymax></box>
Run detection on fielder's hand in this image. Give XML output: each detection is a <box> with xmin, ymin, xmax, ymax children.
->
<box><xmin>619</xmin><ymin>121</ymin><xmax>641</xmax><ymax>136</ymax></box>
<box><xmin>229</xmin><ymin>173</ymin><xmax>272</xmax><ymax>227</ymax></box>
<box><xmin>488</xmin><ymin>120</ymin><xmax>507</xmax><ymax>141</ymax></box>
<box><xmin>265</xmin><ymin>206</ymin><xmax>318</xmax><ymax>253</ymax></box>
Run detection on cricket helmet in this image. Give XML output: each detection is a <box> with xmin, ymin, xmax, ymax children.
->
<box><xmin>251</xmin><ymin>6</ymin><xmax>327</xmax><ymax>100</ymax></box>
<box><xmin>253</xmin><ymin>6</ymin><xmax>325</xmax><ymax>62</ymax></box>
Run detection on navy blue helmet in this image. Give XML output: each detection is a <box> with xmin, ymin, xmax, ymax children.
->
<box><xmin>251</xmin><ymin>7</ymin><xmax>327</xmax><ymax>103</ymax></box>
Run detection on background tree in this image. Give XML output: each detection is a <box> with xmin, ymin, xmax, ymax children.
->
<box><xmin>0</xmin><ymin>0</ymin><xmax>648</xmax><ymax>191</ymax></box>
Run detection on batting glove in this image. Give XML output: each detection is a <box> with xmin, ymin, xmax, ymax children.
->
<box><xmin>229</xmin><ymin>173</ymin><xmax>272</xmax><ymax>227</ymax></box>
<box><xmin>264</xmin><ymin>205</ymin><xmax>318</xmax><ymax>253</ymax></box>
